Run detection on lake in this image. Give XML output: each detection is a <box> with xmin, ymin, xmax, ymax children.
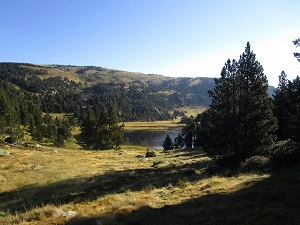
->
<box><xmin>124</xmin><ymin>128</ymin><xmax>182</xmax><ymax>149</ymax></box>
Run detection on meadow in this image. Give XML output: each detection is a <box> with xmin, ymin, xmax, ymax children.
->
<box><xmin>0</xmin><ymin>144</ymin><xmax>299</xmax><ymax>225</ymax></box>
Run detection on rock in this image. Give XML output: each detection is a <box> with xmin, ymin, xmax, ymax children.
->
<box><xmin>31</xmin><ymin>165</ymin><xmax>43</xmax><ymax>170</ymax></box>
<box><xmin>54</xmin><ymin>208</ymin><xmax>65</xmax><ymax>217</ymax></box>
<box><xmin>63</xmin><ymin>210</ymin><xmax>77</xmax><ymax>219</ymax></box>
<box><xmin>0</xmin><ymin>149</ymin><xmax>10</xmax><ymax>157</ymax></box>
<box><xmin>139</xmin><ymin>158</ymin><xmax>148</xmax><ymax>162</ymax></box>
<box><xmin>35</xmin><ymin>144</ymin><xmax>42</xmax><ymax>150</ymax></box>
<box><xmin>54</xmin><ymin>208</ymin><xmax>77</xmax><ymax>220</ymax></box>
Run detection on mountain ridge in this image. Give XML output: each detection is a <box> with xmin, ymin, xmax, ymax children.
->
<box><xmin>0</xmin><ymin>62</ymin><xmax>216</xmax><ymax>122</ymax></box>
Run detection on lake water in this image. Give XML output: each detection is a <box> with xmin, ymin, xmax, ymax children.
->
<box><xmin>124</xmin><ymin>128</ymin><xmax>182</xmax><ymax>149</ymax></box>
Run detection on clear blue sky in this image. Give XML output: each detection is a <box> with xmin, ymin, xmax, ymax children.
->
<box><xmin>1</xmin><ymin>0</ymin><xmax>299</xmax><ymax>85</ymax></box>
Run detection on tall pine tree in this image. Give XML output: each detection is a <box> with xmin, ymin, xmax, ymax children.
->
<box><xmin>205</xmin><ymin>42</ymin><xmax>277</xmax><ymax>163</ymax></box>
<box><xmin>287</xmin><ymin>76</ymin><xmax>300</xmax><ymax>142</ymax></box>
<box><xmin>273</xmin><ymin>71</ymin><xmax>291</xmax><ymax>140</ymax></box>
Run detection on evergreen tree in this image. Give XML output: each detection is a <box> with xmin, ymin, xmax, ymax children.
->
<box><xmin>293</xmin><ymin>38</ymin><xmax>300</xmax><ymax>62</ymax></box>
<box><xmin>205</xmin><ymin>59</ymin><xmax>241</xmax><ymax>154</ymax></box>
<box><xmin>273</xmin><ymin>71</ymin><xmax>291</xmax><ymax>140</ymax></box>
<box><xmin>162</xmin><ymin>134</ymin><xmax>173</xmax><ymax>150</ymax></box>
<box><xmin>287</xmin><ymin>76</ymin><xmax>300</xmax><ymax>142</ymax></box>
<box><xmin>182</xmin><ymin>116</ymin><xmax>197</xmax><ymax>148</ymax></box>
<box><xmin>78</xmin><ymin>108</ymin><xmax>96</xmax><ymax>149</ymax></box>
<box><xmin>53</xmin><ymin>134</ymin><xmax>65</xmax><ymax>147</ymax></box>
<box><xmin>173</xmin><ymin>134</ymin><xmax>185</xmax><ymax>149</ymax></box>
<box><xmin>0</xmin><ymin>91</ymin><xmax>8</xmax><ymax>135</ymax></box>
<box><xmin>204</xmin><ymin>42</ymin><xmax>277</xmax><ymax>163</ymax></box>
<box><xmin>79</xmin><ymin>106</ymin><xmax>125</xmax><ymax>150</ymax></box>
<box><xmin>193</xmin><ymin>111</ymin><xmax>211</xmax><ymax>148</ymax></box>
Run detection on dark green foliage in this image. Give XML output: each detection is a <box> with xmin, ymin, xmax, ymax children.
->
<box><xmin>171</xmin><ymin>110</ymin><xmax>185</xmax><ymax>120</ymax></box>
<box><xmin>53</xmin><ymin>134</ymin><xmax>65</xmax><ymax>147</ymax></box>
<box><xmin>190</xmin><ymin>42</ymin><xmax>277</xmax><ymax>164</ymax></box>
<box><xmin>293</xmin><ymin>37</ymin><xmax>300</xmax><ymax>62</ymax></box>
<box><xmin>0</xmin><ymin>63</ymin><xmax>216</xmax><ymax>122</ymax></box>
<box><xmin>86</xmin><ymin>83</ymin><xmax>172</xmax><ymax>121</ymax></box>
<box><xmin>268</xmin><ymin>140</ymin><xmax>300</xmax><ymax>166</ymax></box>
<box><xmin>181</xmin><ymin>116</ymin><xmax>197</xmax><ymax>148</ymax></box>
<box><xmin>273</xmin><ymin>74</ymin><xmax>300</xmax><ymax>142</ymax></box>
<box><xmin>239</xmin><ymin>155</ymin><xmax>270</xmax><ymax>172</ymax></box>
<box><xmin>77</xmin><ymin>108</ymin><xmax>95</xmax><ymax>148</ymax></box>
<box><xmin>145</xmin><ymin>149</ymin><xmax>156</xmax><ymax>157</ymax></box>
<box><xmin>78</xmin><ymin>107</ymin><xmax>125</xmax><ymax>150</ymax></box>
<box><xmin>162</xmin><ymin>134</ymin><xmax>173</xmax><ymax>150</ymax></box>
<box><xmin>173</xmin><ymin>134</ymin><xmax>185</xmax><ymax>149</ymax></box>
<box><xmin>287</xmin><ymin>76</ymin><xmax>300</xmax><ymax>142</ymax></box>
<box><xmin>273</xmin><ymin>71</ymin><xmax>291</xmax><ymax>141</ymax></box>
<box><xmin>4</xmin><ymin>136</ymin><xmax>18</xmax><ymax>144</ymax></box>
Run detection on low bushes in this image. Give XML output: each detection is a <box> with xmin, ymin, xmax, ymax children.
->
<box><xmin>239</xmin><ymin>155</ymin><xmax>269</xmax><ymax>172</ymax></box>
<box><xmin>239</xmin><ymin>139</ymin><xmax>300</xmax><ymax>172</ymax></box>
<box><xmin>268</xmin><ymin>139</ymin><xmax>300</xmax><ymax>166</ymax></box>
<box><xmin>145</xmin><ymin>149</ymin><xmax>156</xmax><ymax>157</ymax></box>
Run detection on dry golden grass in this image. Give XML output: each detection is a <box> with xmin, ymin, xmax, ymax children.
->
<box><xmin>123</xmin><ymin>106</ymin><xmax>207</xmax><ymax>131</ymax></box>
<box><xmin>176</xmin><ymin>106</ymin><xmax>207</xmax><ymax>117</ymax></box>
<box><xmin>123</xmin><ymin>120</ymin><xmax>184</xmax><ymax>131</ymax></box>
<box><xmin>0</xmin><ymin>145</ymin><xmax>299</xmax><ymax>225</ymax></box>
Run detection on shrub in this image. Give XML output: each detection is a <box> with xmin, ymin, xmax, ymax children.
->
<box><xmin>239</xmin><ymin>155</ymin><xmax>270</xmax><ymax>172</ymax></box>
<box><xmin>152</xmin><ymin>156</ymin><xmax>166</xmax><ymax>167</ymax></box>
<box><xmin>269</xmin><ymin>140</ymin><xmax>300</xmax><ymax>166</ymax></box>
<box><xmin>145</xmin><ymin>149</ymin><xmax>156</xmax><ymax>157</ymax></box>
<box><xmin>4</xmin><ymin>136</ymin><xmax>18</xmax><ymax>144</ymax></box>
<box><xmin>177</xmin><ymin>179</ymin><xmax>187</xmax><ymax>189</ymax></box>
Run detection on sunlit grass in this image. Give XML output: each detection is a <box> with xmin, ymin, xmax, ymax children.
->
<box><xmin>123</xmin><ymin>120</ymin><xmax>184</xmax><ymax>131</ymax></box>
<box><xmin>0</xmin><ymin>145</ymin><xmax>299</xmax><ymax>225</ymax></box>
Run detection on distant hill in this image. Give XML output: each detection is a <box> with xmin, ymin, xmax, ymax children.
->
<box><xmin>0</xmin><ymin>62</ymin><xmax>274</xmax><ymax>121</ymax></box>
<box><xmin>0</xmin><ymin>63</ymin><xmax>216</xmax><ymax>121</ymax></box>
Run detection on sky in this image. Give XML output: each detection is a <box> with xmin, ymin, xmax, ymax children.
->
<box><xmin>0</xmin><ymin>0</ymin><xmax>299</xmax><ymax>86</ymax></box>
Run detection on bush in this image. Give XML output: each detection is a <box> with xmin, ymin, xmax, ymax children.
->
<box><xmin>145</xmin><ymin>149</ymin><xmax>156</xmax><ymax>157</ymax></box>
<box><xmin>239</xmin><ymin>155</ymin><xmax>270</xmax><ymax>172</ymax></box>
<box><xmin>152</xmin><ymin>156</ymin><xmax>166</xmax><ymax>167</ymax></box>
<box><xmin>4</xmin><ymin>136</ymin><xmax>18</xmax><ymax>144</ymax></box>
<box><xmin>269</xmin><ymin>140</ymin><xmax>300</xmax><ymax>166</ymax></box>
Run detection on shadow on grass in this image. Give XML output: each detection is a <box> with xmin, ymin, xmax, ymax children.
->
<box><xmin>68</xmin><ymin>164</ymin><xmax>300</xmax><ymax>225</ymax></box>
<box><xmin>0</xmin><ymin>153</ymin><xmax>210</xmax><ymax>213</ymax></box>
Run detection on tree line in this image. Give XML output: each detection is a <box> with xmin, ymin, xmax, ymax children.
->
<box><xmin>176</xmin><ymin>40</ymin><xmax>300</xmax><ymax>168</ymax></box>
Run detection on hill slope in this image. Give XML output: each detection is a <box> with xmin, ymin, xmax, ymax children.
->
<box><xmin>0</xmin><ymin>63</ymin><xmax>215</xmax><ymax>121</ymax></box>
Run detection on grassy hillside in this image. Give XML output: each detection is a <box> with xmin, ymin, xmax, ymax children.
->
<box><xmin>22</xmin><ymin>64</ymin><xmax>174</xmax><ymax>85</ymax></box>
<box><xmin>0</xmin><ymin>145</ymin><xmax>299</xmax><ymax>225</ymax></box>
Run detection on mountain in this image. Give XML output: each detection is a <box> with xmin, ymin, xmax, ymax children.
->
<box><xmin>0</xmin><ymin>63</ymin><xmax>215</xmax><ymax>121</ymax></box>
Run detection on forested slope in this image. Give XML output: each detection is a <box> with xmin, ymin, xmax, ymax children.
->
<box><xmin>0</xmin><ymin>63</ymin><xmax>215</xmax><ymax>121</ymax></box>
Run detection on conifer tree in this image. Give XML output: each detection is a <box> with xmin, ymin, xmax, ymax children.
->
<box><xmin>273</xmin><ymin>71</ymin><xmax>291</xmax><ymax>140</ymax></box>
<box><xmin>79</xmin><ymin>106</ymin><xmax>125</xmax><ymax>150</ymax></box>
<box><xmin>173</xmin><ymin>134</ymin><xmax>185</xmax><ymax>149</ymax></box>
<box><xmin>162</xmin><ymin>134</ymin><xmax>173</xmax><ymax>150</ymax></box>
<box><xmin>205</xmin><ymin>42</ymin><xmax>277</xmax><ymax>163</ymax></box>
<box><xmin>287</xmin><ymin>76</ymin><xmax>300</xmax><ymax>142</ymax></box>
<box><xmin>182</xmin><ymin>116</ymin><xmax>197</xmax><ymax>148</ymax></box>
<box><xmin>293</xmin><ymin>38</ymin><xmax>300</xmax><ymax>62</ymax></box>
<box><xmin>78</xmin><ymin>108</ymin><xmax>96</xmax><ymax>149</ymax></box>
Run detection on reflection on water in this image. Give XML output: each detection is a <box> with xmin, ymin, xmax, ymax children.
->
<box><xmin>124</xmin><ymin>128</ymin><xmax>182</xmax><ymax>149</ymax></box>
